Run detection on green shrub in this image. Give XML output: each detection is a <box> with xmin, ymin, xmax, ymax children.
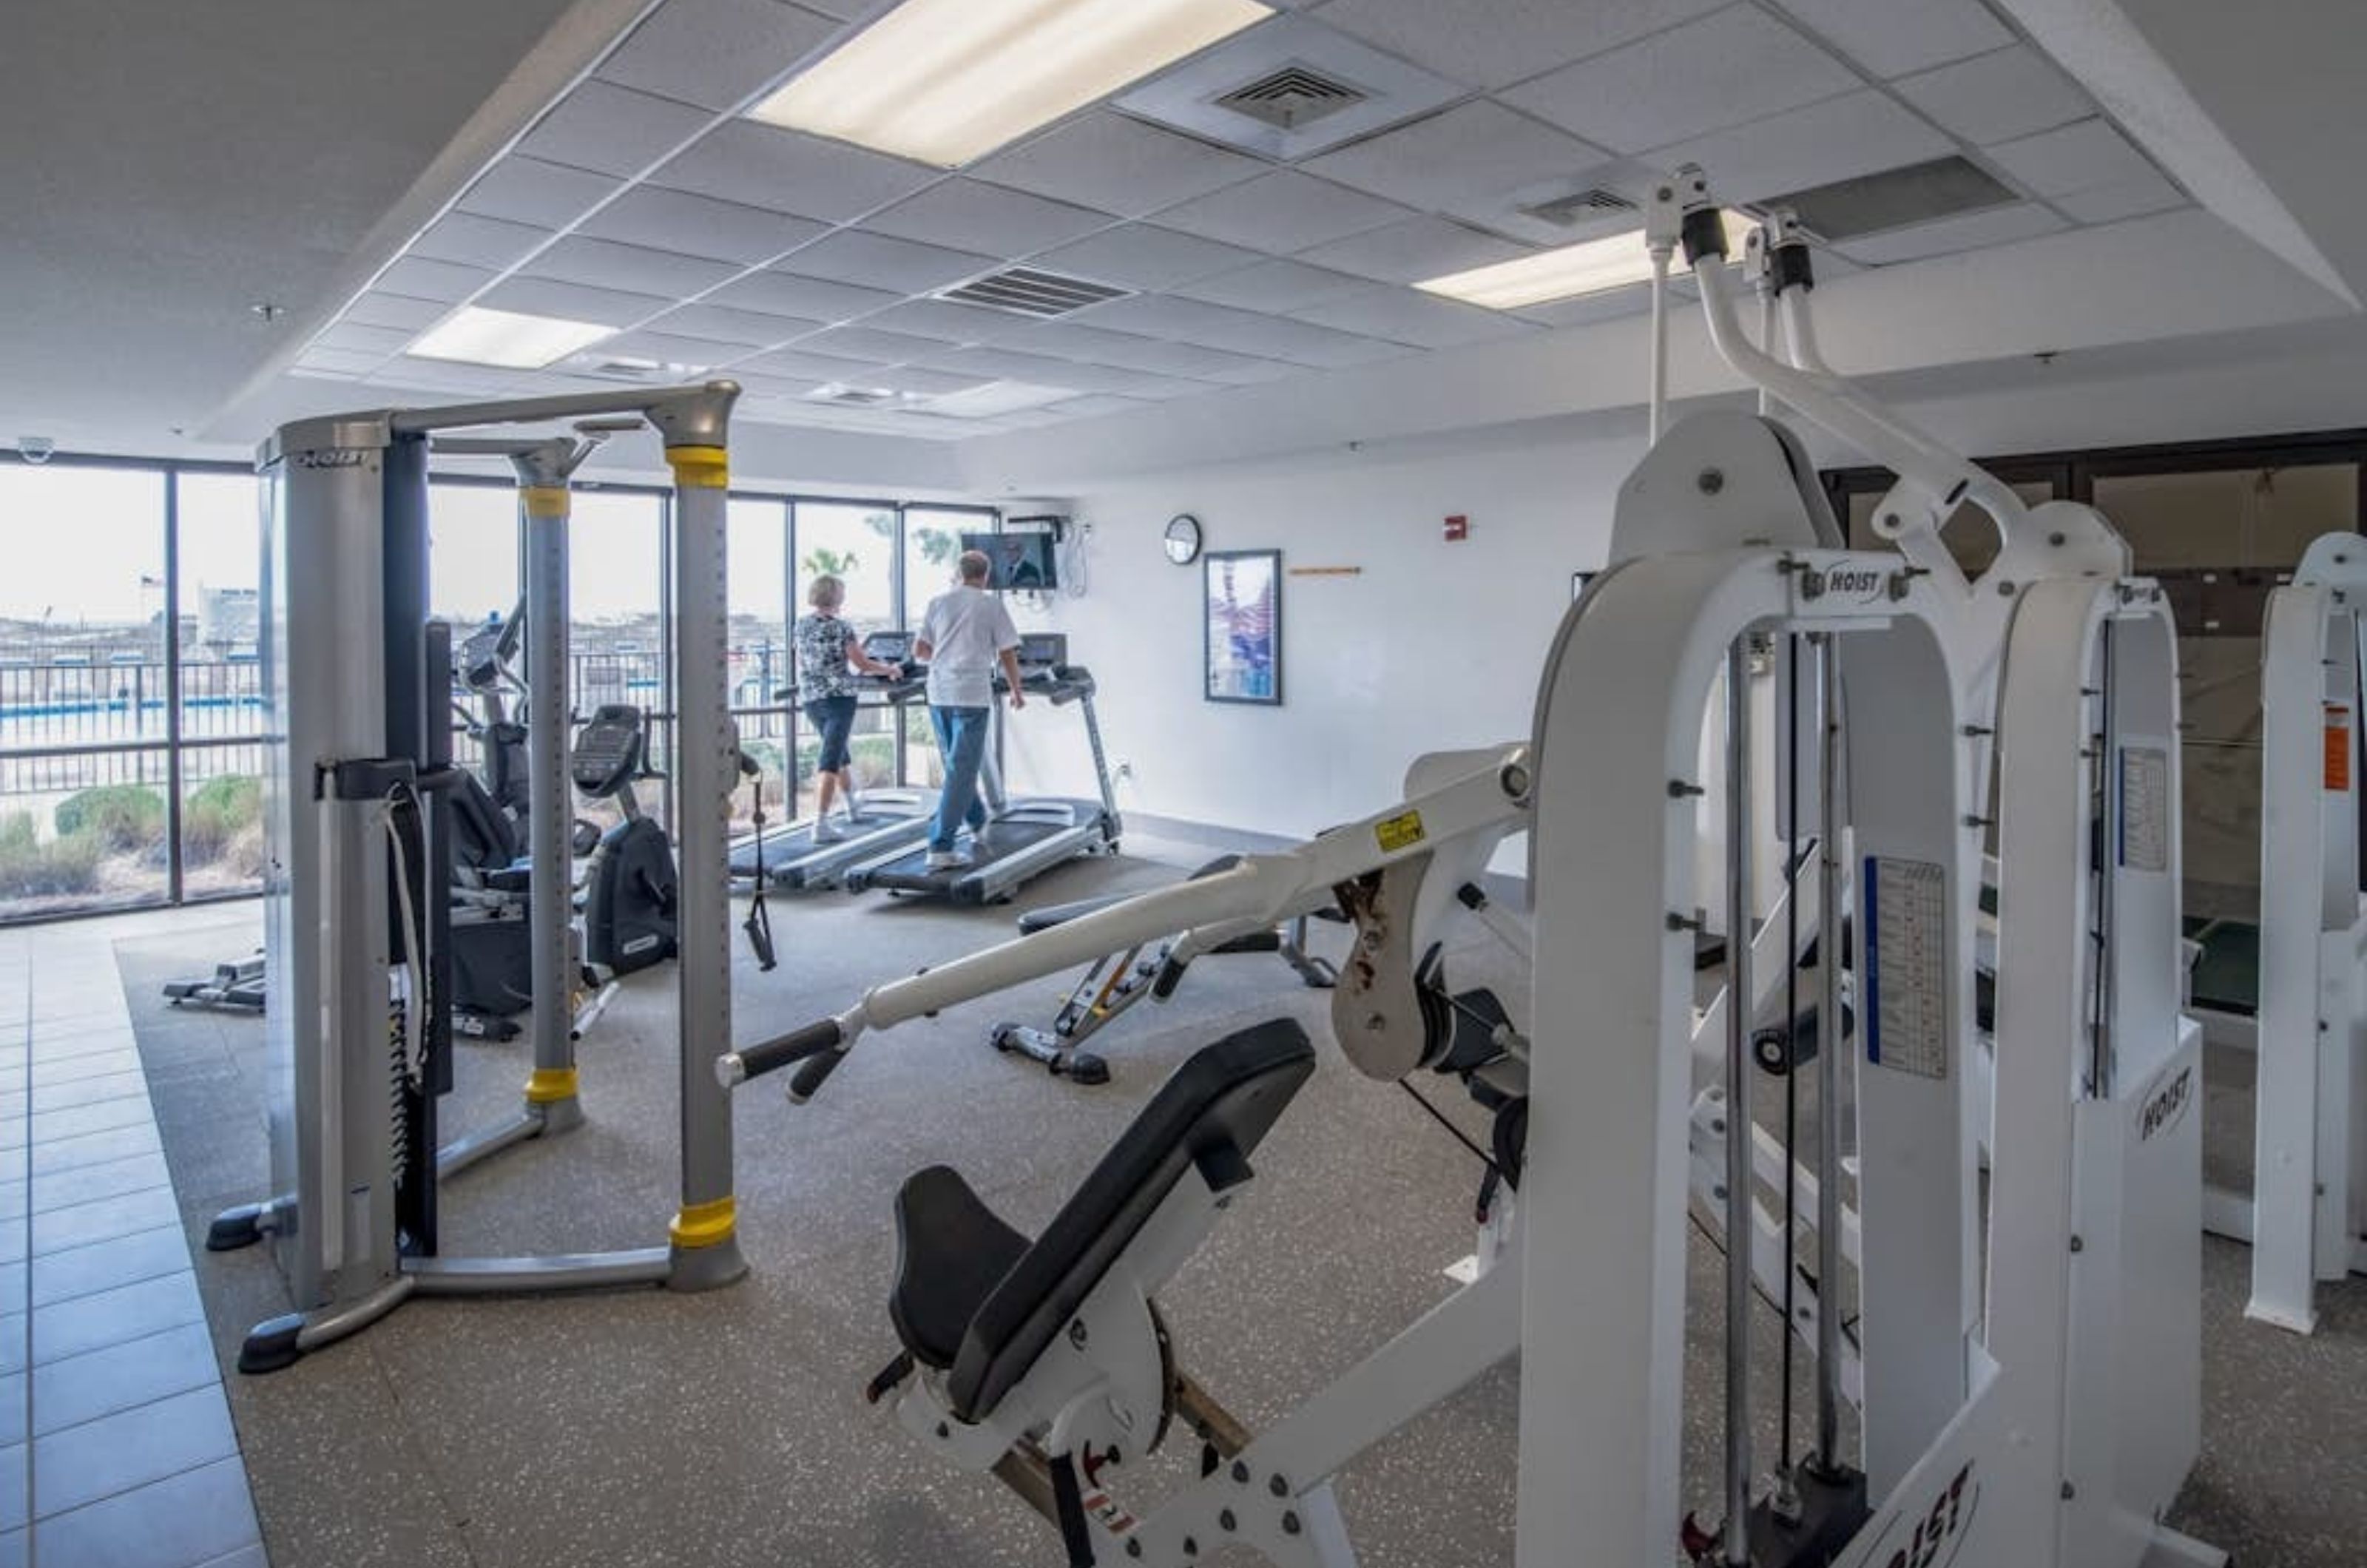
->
<box><xmin>0</xmin><ymin>812</ymin><xmax>103</xmax><ymax>897</ymax></box>
<box><xmin>183</xmin><ymin>775</ymin><xmax>263</xmax><ymax>865</ymax></box>
<box><xmin>54</xmin><ymin>784</ymin><xmax>165</xmax><ymax>851</ymax></box>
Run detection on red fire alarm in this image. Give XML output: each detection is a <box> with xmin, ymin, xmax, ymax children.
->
<box><xmin>1443</xmin><ymin>514</ymin><xmax>1469</xmax><ymax>541</ymax></box>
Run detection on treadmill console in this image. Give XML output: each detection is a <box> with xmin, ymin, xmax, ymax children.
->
<box><xmin>572</xmin><ymin>703</ymin><xmax>645</xmax><ymax>797</ymax></box>
<box><xmin>861</xmin><ymin>630</ymin><xmax>919</xmax><ymax>673</ymax></box>
<box><xmin>1016</xmin><ymin>632</ymin><xmax>1068</xmax><ymax>672</ymax></box>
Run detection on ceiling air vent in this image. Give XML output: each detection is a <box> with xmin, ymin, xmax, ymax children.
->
<box><xmin>578</xmin><ymin>355</ymin><xmax>708</xmax><ymax>383</ymax></box>
<box><xmin>811</xmin><ymin>385</ymin><xmax>901</xmax><ymax>406</ymax></box>
<box><xmin>938</xmin><ymin>267</ymin><xmax>1130</xmax><ymax>320</ymax></box>
<box><xmin>1769</xmin><ymin>156</ymin><xmax>2017</xmax><ymax>243</ymax></box>
<box><xmin>1212</xmin><ymin>64</ymin><xmax>1368</xmax><ymax>132</ymax></box>
<box><xmin>1517</xmin><ymin>187</ymin><xmax>1640</xmax><ymax>229</ymax></box>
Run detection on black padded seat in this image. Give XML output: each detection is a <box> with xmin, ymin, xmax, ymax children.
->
<box><xmin>1015</xmin><ymin>855</ymin><xmax>1243</xmax><ymax>936</ymax></box>
<box><xmin>891</xmin><ymin>1168</ymin><xmax>1031</xmax><ymax>1372</ymax></box>
<box><xmin>888</xmin><ymin>1016</ymin><xmax>1316</xmax><ymax>1425</ymax></box>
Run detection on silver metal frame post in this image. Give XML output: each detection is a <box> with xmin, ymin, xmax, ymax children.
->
<box><xmin>648</xmin><ymin>404</ymin><xmax>748</xmax><ymax>1285</ymax></box>
<box><xmin>1723</xmin><ymin>636</ymin><xmax>1756</xmax><ymax>1564</ymax></box>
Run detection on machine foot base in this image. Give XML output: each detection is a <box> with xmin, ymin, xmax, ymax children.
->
<box><xmin>993</xmin><ymin>1024</ymin><xmax>1110</xmax><ymax>1086</ymax></box>
<box><xmin>207</xmin><ymin>1203</ymin><xmax>269</xmax><ymax>1252</ymax></box>
<box><xmin>237</xmin><ymin>1314</ymin><xmax>305</xmax><ymax>1374</ymax></box>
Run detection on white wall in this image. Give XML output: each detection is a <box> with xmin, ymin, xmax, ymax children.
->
<box><xmin>1002</xmin><ymin>320</ymin><xmax>2367</xmax><ymax>848</ymax></box>
<box><xmin>999</xmin><ymin>423</ymin><xmax>1647</xmax><ymax>841</ymax></box>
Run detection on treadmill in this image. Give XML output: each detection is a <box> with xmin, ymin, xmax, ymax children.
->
<box><xmin>728</xmin><ymin>630</ymin><xmax>939</xmax><ymax>890</ymax></box>
<box><xmin>843</xmin><ymin>632</ymin><xmax>1119</xmax><ymax>905</ymax></box>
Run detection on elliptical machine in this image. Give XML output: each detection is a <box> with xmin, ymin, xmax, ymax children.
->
<box><xmin>573</xmin><ymin>703</ymin><xmax>678</xmax><ymax>976</ymax></box>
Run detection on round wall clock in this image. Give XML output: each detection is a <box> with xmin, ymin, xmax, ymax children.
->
<box><xmin>1164</xmin><ymin>513</ymin><xmax>1203</xmax><ymax>565</ymax></box>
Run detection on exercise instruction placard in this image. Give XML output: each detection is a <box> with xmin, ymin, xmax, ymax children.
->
<box><xmin>1863</xmin><ymin>855</ymin><xmax>1948</xmax><ymax>1081</ymax></box>
<box><xmin>2118</xmin><ymin>746</ymin><xmax>2170</xmax><ymax>872</ymax></box>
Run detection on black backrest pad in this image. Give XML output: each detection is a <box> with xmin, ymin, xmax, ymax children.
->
<box><xmin>1013</xmin><ymin>854</ymin><xmax>1245</xmax><ymax>936</ymax></box>
<box><xmin>948</xmin><ymin>1016</ymin><xmax>1316</xmax><ymax>1422</ymax></box>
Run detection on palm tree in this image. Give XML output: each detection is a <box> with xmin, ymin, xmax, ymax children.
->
<box><xmin>802</xmin><ymin>545</ymin><xmax>860</xmax><ymax>578</ymax></box>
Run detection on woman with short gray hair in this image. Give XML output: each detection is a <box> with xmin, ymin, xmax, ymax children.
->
<box><xmin>793</xmin><ymin>574</ymin><xmax>901</xmax><ymax>840</ymax></box>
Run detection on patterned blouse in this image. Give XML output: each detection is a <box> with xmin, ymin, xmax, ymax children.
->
<box><xmin>793</xmin><ymin>613</ymin><xmax>858</xmax><ymax>701</ymax></box>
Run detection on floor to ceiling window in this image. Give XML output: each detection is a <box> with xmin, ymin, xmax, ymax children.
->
<box><xmin>0</xmin><ymin>453</ymin><xmax>1000</xmax><ymax>923</ymax></box>
<box><xmin>175</xmin><ymin>471</ymin><xmax>266</xmax><ymax>902</ymax></box>
<box><xmin>0</xmin><ymin>464</ymin><xmax>174</xmax><ymax>919</ymax></box>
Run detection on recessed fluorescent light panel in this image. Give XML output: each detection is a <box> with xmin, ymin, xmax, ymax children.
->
<box><xmin>748</xmin><ymin>0</ymin><xmax>1274</xmax><ymax>168</ymax></box>
<box><xmin>1416</xmin><ymin>212</ymin><xmax>1757</xmax><ymax>311</ymax></box>
<box><xmin>410</xmin><ymin>306</ymin><xmax>614</xmax><ymax>369</ymax></box>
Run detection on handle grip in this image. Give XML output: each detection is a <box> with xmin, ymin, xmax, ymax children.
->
<box><xmin>788</xmin><ymin>1048</ymin><xmax>847</xmax><ymax>1104</ymax></box>
<box><xmin>717</xmin><ymin>1018</ymin><xmax>842</xmax><ymax>1087</ymax></box>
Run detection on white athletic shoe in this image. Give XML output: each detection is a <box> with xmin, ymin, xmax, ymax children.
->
<box><xmin>925</xmin><ymin>849</ymin><xmax>970</xmax><ymax>871</ymax></box>
<box><xmin>813</xmin><ymin>820</ymin><xmax>846</xmax><ymax>844</ymax></box>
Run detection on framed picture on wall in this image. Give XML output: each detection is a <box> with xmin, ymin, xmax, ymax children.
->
<box><xmin>1203</xmin><ymin>550</ymin><xmax>1281</xmax><ymax>706</ymax></box>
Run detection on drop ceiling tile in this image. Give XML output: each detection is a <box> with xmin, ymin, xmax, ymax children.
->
<box><xmin>479</xmin><ymin>275</ymin><xmax>671</xmax><ymax>327</ymax></box>
<box><xmin>294</xmin><ymin>347</ymin><xmax>391</xmax><ymax>375</ymax></box>
<box><xmin>970</xmin><ymin>111</ymin><xmax>1269</xmax><ymax>218</ymax></box>
<box><xmin>737</xmin><ymin>346</ymin><xmax>897</xmax><ymax>382</ymax></box>
<box><xmin>1835</xmin><ymin>200</ymin><xmax>2067</xmax><ymax>263</ymax></box>
<box><xmin>455</xmin><ymin>156</ymin><xmax>621</xmax><ymax>229</ymax></box>
<box><xmin>1223</xmin><ymin>319</ymin><xmax>1416</xmax><ymax>369</ymax></box>
<box><xmin>644</xmin><ymin>303</ymin><xmax>817</xmax><ymax>345</ymax></box>
<box><xmin>1646</xmin><ymin>89</ymin><xmax>1956</xmax><ymax>205</ymax></box>
<box><xmin>999</xmin><ymin>321</ymin><xmax>1163</xmax><ymax>363</ymax></box>
<box><xmin>1771</xmin><ymin>0</ymin><xmax>2012</xmax><ymax>77</ymax></box>
<box><xmin>1041</xmin><ymin>394</ymin><xmax>1157</xmax><ymax>421</ymax></box>
<box><xmin>732</xmin><ymin>372</ymin><xmax>828</xmax><ymax>398</ymax></box>
<box><xmin>1152</xmin><ymin>172</ymin><xmax>1413</xmax><ymax>256</ymax></box>
<box><xmin>1986</xmin><ymin>118</ymin><xmax>2157</xmax><ymax>197</ymax></box>
<box><xmin>578</xmin><ymin>186</ymin><xmax>827</xmax><ymax>264</ymax></box>
<box><xmin>345</xmin><ymin>293</ymin><xmax>452</xmax><ymax>331</ymax></box>
<box><xmin>593</xmin><ymin>0</ymin><xmax>837</xmax><ymax>112</ymax></box>
<box><xmin>651</xmin><ymin>121</ymin><xmax>939</xmax><ymax>221</ymax></box>
<box><xmin>854</xmin><ymin>298</ymin><xmax>1034</xmax><ymax>343</ymax></box>
<box><xmin>1296</xmin><ymin>289</ymin><xmax>1539</xmax><ymax>349</ymax></box>
<box><xmin>574</xmin><ymin>330</ymin><xmax>741</xmax><ymax>368</ymax></box>
<box><xmin>1068</xmin><ymin>293</ymin><xmax>1266</xmax><ymax>339</ymax></box>
<box><xmin>707</xmin><ymin>271</ymin><xmax>902</xmax><ymax>322</ymax></box>
<box><xmin>1893</xmin><ymin>45</ymin><xmax>2091</xmax><ymax>146</ymax></box>
<box><xmin>1011</xmin><ymin>325</ymin><xmax>1284</xmax><ymax>381</ymax></box>
<box><xmin>1312</xmin><ymin>0</ymin><xmax>1729</xmax><ymax>89</ymax></box>
<box><xmin>2053</xmin><ymin>172</ymin><xmax>2186</xmax><ymax>224</ymax></box>
<box><xmin>778</xmin><ymin>231</ymin><xmax>996</xmax><ymax>293</ymax></box>
<box><xmin>1175</xmin><ymin>260</ymin><xmax>1371</xmax><ymax>313</ymax></box>
<box><xmin>1029</xmin><ymin>225</ymin><xmax>1265</xmax><ymax>291</ymax></box>
<box><xmin>1107</xmin><ymin>372</ymin><xmax>1237</xmax><ymax>399</ymax></box>
<box><xmin>914</xmin><ymin>347</ymin><xmax>1107</xmax><ymax>390</ymax></box>
<box><xmin>382</xmin><ymin>358</ymin><xmax>535</xmax><ymax>393</ymax></box>
<box><xmin>1069</xmin><ymin>295</ymin><xmax>1403</xmax><ymax>368</ymax></box>
<box><xmin>517</xmin><ymin>81</ymin><xmax>713</xmax><ymax>178</ymax></box>
<box><xmin>1303</xmin><ymin>101</ymin><xmax>1607</xmax><ymax>215</ymax></box>
<box><xmin>1294</xmin><ymin>217</ymin><xmax>1534</xmax><ymax>285</ymax></box>
<box><xmin>374</xmin><ymin>257</ymin><xmax>497</xmax><ymax>303</ymax></box>
<box><xmin>868</xmin><ymin>365</ymin><xmax>999</xmax><ymax>396</ymax></box>
<box><xmin>866</xmin><ymin>179</ymin><xmax>1113</xmax><ymax>256</ymax></box>
<box><xmin>1502</xmin><ymin>6</ymin><xmax>1861</xmax><ymax>155</ymax></box>
<box><xmin>795</xmin><ymin>325</ymin><xmax>960</xmax><ymax>363</ymax></box>
<box><xmin>521</xmin><ymin>236</ymin><xmax>738</xmax><ymax>297</ymax></box>
<box><xmin>314</xmin><ymin>322</ymin><xmax>419</xmax><ymax>355</ymax></box>
<box><xmin>991</xmin><ymin>360</ymin><xmax>1164</xmax><ymax>395</ymax></box>
<box><xmin>410</xmin><ymin>212</ymin><xmax>552</xmax><ymax>270</ymax></box>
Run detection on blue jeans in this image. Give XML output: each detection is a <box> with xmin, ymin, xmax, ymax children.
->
<box><xmin>928</xmin><ymin>706</ymin><xmax>991</xmax><ymax>852</ymax></box>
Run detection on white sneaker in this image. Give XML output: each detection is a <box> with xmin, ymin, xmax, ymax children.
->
<box><xmin>813</xmin><ymin>820</ymin><xmax>846</xmax><ymax>844</ymax></box>
<box><xmin>925</xmin><ymin>849</ymin><xmax>970</xmax><ymax>871</ymax></box>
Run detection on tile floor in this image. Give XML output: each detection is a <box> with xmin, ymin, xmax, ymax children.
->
<box><xmin>5</xmin><ymin>909</ymin><xmax>263</xmax><ymax>1568</ymax></box>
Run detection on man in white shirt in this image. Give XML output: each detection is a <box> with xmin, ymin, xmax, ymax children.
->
<box><xmin>914</xmin><ymin>550</ymin><xmax>1025</xmax><ymax>870</ymax></box>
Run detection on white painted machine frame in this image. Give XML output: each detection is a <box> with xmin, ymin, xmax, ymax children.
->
<box><xmin>2204</xmin><ymin>530</ymin><xmax>2367</xmax><ymax>1331</ymax></box>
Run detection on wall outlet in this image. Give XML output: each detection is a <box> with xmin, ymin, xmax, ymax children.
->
<box><xmin>1115</xmin><ymin>760</ymin><xmax>1134</xmax><ymax>781</ymax></box>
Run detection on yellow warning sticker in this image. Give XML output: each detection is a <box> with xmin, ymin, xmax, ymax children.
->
<box><xmin>1375</xmin><ymin>809</ymin><xmax>1426</xmax><ymax>853</ymax></box>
